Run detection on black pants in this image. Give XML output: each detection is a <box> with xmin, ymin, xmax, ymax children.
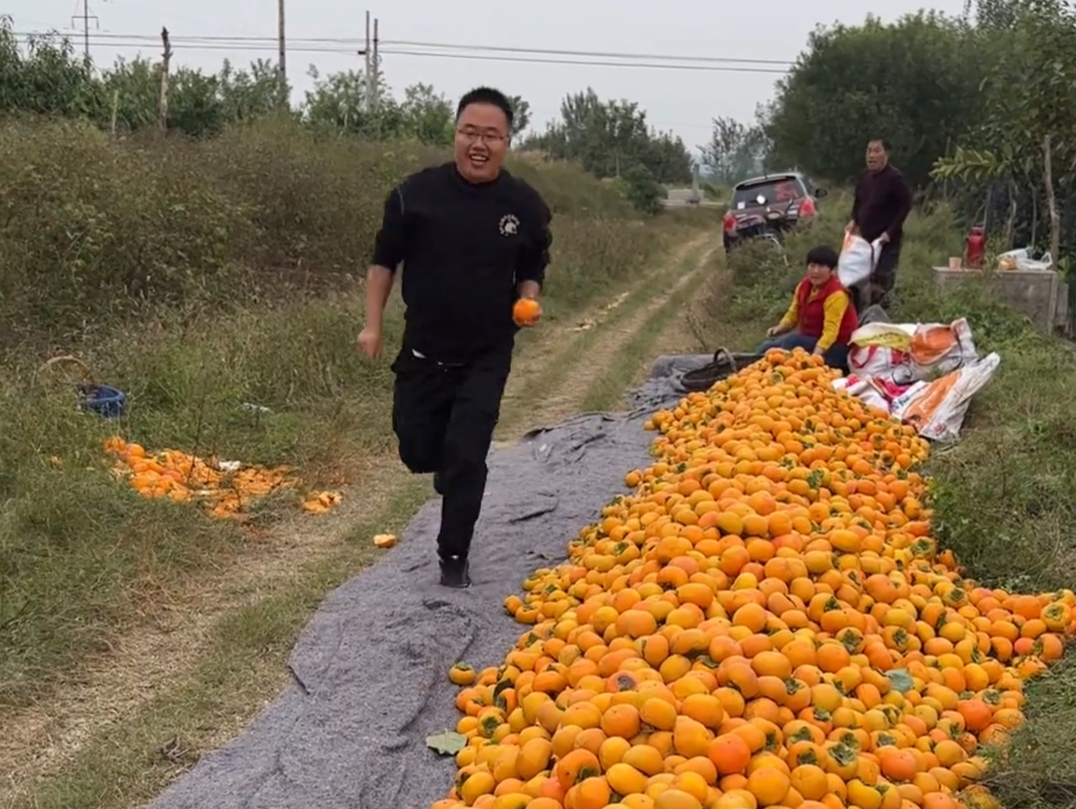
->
<box><xmin>870</xmin><ymin>240</ymin><xmax>902</xmax><ymax>305</ymax></box>
<box><xmin>390</xmin><ymin>341</ymin><xmax>513</xmax><ymax>561</ymax></box>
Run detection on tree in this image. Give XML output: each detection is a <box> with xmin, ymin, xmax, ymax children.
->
<box><xmin>524</xmin><ymin>87</ymin><xmax>692</xmax><ymax>185</ymax></box>
<box><xmin>216</xmin><ymin>59</ymin><xmax>282</xmax><ymax>122</ymax></box>
<box><xmin>0</xmin><ymin>18</ymin><xmax>103</xmax><ymax>118</ymax></box>
<box><xmin>933</xmin><ymin>0</ymin><xmax>1076</xmax><ymax>258</ymax></box>
<box><xmin>699</xmin><ymin>117</ymin><xmax>766</xmax><ymax>184</ymax></box>
<box><xmin>302</xmin><ymin>66</ymin><xmax>378</xmax><ymax>134</ymax></box>
<box><xmin>760</xmin><ymin>11</ymin><xmax>983</xmax><ymax>187</ymax></box>
<box><xmin>0</xmin><ymin>21</ymin><xmax>678</xmax><ymax>180</ymax></box>
<box><xmin>302</xmin><ymin>70</ymin><xmax>457</xmax><ymax>144</ymax></box>
<box><xmin>506</xmin><ymin>94</ymin><xmax>531</xmax><ymax>138</ymax></box>
<box><xmin>642</xmin><ymin>131</ymin><xmax>694</xmax><ymax>187</ymax></box>
<box><xmin>397</xmin><ymin>82</ymin><xmax>454</xmax><ymax>144</ymax></box>
<box><xmin>621</xmin><ymin>164</ymin><xmax>666</xmax><ymax>215</ymax></box>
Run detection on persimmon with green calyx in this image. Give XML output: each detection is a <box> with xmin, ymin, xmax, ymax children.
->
<box><xmin>448</xmin><ymin>662</ymin><xmax>477</xmax><ymax>686</ymax></box>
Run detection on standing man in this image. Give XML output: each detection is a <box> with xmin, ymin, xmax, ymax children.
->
<box><xmin>846</xmin><ymin>138</ymin><xmax>913</xmax><ymax>307</ymax></box>
<box><xmin>357</xmin><ymin>87</ymin><xmax>553</xmax><ymax>589</ymax></box>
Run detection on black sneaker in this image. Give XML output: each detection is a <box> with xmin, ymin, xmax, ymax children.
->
<box><xmin>439</xmin><ymin>555</ymin><xmax>471</xmax><ymax>589</ymax></box>
<box><xmin>433</xmin><ymin>472</ymin><xmax>444</xmax><ymax>495</ymax></box>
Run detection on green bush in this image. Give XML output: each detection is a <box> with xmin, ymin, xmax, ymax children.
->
<box><xmin>0</xmin><ymin>116</ymin><xmax>649</xmax><ymax>346</ymax></box>
<box><xmin>0</xmin><ymin>119</ymin><xmax>251</xmax><ymax>342</ymax></box>
<box><xmin>621</xmin><ymin>164</ymin><xmax>667</xmax><ymax>216</ymax></box>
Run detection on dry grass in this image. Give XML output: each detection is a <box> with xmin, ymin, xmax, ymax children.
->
<box><xmin>0</xmin><ymin>115</ymin><xmax>672</xmax><ymax>711</ymax></box>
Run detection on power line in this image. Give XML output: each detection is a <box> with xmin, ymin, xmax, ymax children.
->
<box><xmin>381</xmin><ymin>49</ymin><xmax>788</xmax><ymax>75</ymax></box>
<box><xmin>11</xmin><ymin>33</ymin><xmax>789</xmax><ymax>75</ymax></box>
<box><xmin>13</xmin><ymin>34</ymin><xmax>342</xmax><ymax>55</ymax></box>
<box><xmin>12</xmin><ymin>28</ymin><xmax>794</xmax><ymax>67</ymax></box>
<box><xmin>380</xmin><ymin>40</ymin><xmax>793</xmax><ymax>67</ymax></box>
<box><xmin>5</xmin><ymin>31</ymin><xmax>739</xmax><ymax>134</ymax></box>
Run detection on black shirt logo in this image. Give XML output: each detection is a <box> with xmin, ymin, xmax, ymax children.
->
<box><xmin>499</xmin><ymin>214</ymin><xmax>520</xmax><ymax>236</ymax></box>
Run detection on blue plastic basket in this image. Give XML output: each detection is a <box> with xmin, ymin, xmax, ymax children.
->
<box><xmin>40</xmin><ymin>355</ymin><xmax>128</xmax><ymax>419</ymax></box>
<box><xmin>78</xmin><ymin>383</ymin><xmax>127</xmax><ymax>419</ymax></box>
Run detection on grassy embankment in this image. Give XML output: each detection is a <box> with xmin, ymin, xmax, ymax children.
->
<box><xmin>0</xmin><ymin>115</ymin><xmax>691</xmax><ymax>713</ymax></box>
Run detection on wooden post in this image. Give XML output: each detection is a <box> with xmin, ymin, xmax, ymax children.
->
<box><xmin>110</xmin><ymin>88</ymin><xmax>119</xmax><ymax>136</ymax></box>
<box><xmin>277</xmin><ymin>0</ymin><xmax>287</xmax><ymax>107</ymax></box>
<box><xmin>1044</xmin><ymin>134</ymin><xmax>1060</xmax><ymax>268</ymax></box>
<box><xmin>159</xmin><ymin>27</ymin><xmax>172</xmax><ymax>135</ymax></box>
<box><xmin>364</xmin><ymin>11</ymin><xmax>372</xmax><ymax>113</ymax></box>
<box><xmin>372</xmin><ymin>17</ymin><xmax>380</xmax><ymax>137</ymax></box>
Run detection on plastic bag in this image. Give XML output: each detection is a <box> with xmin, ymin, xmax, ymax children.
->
<box><xmin>833</xmin><ymin>374</ymin><xmax>913</xmax><ymax>414</ymax></box>
<box><xmin>890</xmin><ymin>352</ymin><xmax>1001</xmax><ymax>442</ymax></box>
<box><xmin>847</xmin><ymin>318</ymin><xmax>979</xmax><ymax>386</ymax></box>
<box><xmin>847</xmin><ymin>322</ymin><xmax>917</xmax><ymax>384</ymax></box>
<box><xmin>838</xmin><ymin>233</ymin><xmax>884</xmax><ymax>289</ymax></box>
<box><xmin>998</xmin><ymin>248</ymin><xmax>1054</xmax><ymax>272</ymax></box>
<box><xmin>909</xmin><ymin>318</ymin><xmax>977</xmax><ymax>380</ymax></box>
<box><xmin>849</xmin><ymin>344</ymin><xmax>912</xmax><ymax>382</ymax></box>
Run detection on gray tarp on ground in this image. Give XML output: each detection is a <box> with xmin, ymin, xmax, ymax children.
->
<box><xmin>147</xmin><ymin>354</ymin><xmax>713</xmax><ymax>809</ymax></box>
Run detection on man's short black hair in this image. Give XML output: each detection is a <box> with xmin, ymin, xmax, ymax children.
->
<box><xmin>456</xmin><ymin>87</ymin><xmax>514</xmax><ymax>130</ymax></box>
<box><xmin>806</xmin><ymin>245</ymin><xmax>839</xmax><ymax>269</ymax></box>
<box><xmin>868</xmin><ymin>138</ymin><xmax>892</xmax><ymax>152</ymax></box>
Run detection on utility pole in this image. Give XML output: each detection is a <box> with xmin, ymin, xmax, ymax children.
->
<box><xmin>363</xmin><ymin>11</ymin><xmax>372</xmax><ymax>112</ymax></box>
<box><xmin>70</xmin><ymin>0</ymin><xmax>98</xmax><ymax>69</ymax></box>
<box><xmin>277</xmin><ymin>0</ymin><xmax>287</xmax><ymax>107</ymax></box>
<box><xmin>159</xmin><ymin>27</ymin><xmax>172</xmax><ymax>134</ymax></box>
<box><xmin>372</xmin><ymin>17</ymin><xmax>380</xmax><ymax>116</ymax></box>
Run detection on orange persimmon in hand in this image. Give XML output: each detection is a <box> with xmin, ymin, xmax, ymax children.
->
<box><xmin>512</xmin><ymin>297</ymin><xmax>542</xmax><ymax>327</ymax></box>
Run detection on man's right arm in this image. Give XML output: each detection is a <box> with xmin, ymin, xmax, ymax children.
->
<box><xmin>365</xmin><ymin>187</ymin><xmax>406</xmax><ymax>334</ymax></box>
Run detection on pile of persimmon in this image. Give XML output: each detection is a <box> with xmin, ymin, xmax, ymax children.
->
<box><xmin>430</xmin><ymin>348</ymin><xmax>1074</xmax><ymax>809</ymax></box>
<box><xmin>103</xmin><ymin>435</ymin><xmax>341</xmax><ymax>518</ymax></box>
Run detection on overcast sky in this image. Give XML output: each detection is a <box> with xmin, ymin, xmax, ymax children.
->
<box><xmin>13</xmin><ymin>0</ymin><xmax>966</xmax><ymax>151</ymax></box>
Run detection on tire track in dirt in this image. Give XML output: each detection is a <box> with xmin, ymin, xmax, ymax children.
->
<box><xmin>618</xmin><ymin>244</ymin><xmax>727</xmax><ymax>398</ymax></box>
<box><xmin>0</xmin><ymin>232</ymin><xmax>715</xmax><ymax>808</ymax></box>
<box><xmin>497</xmin><ymin>233</ymin><xmax>716</xmax><ymax>439</ymax></box>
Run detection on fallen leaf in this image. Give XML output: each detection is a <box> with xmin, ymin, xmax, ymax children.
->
<box><xmin>426</xmin><ymin>731</ymin><xmax>467</xmax><ymax>756</ymax></box>
<box><xmin>886</xmin><ymin>668</ymin><xmax>914</xmax><ymax>693</ymax></box>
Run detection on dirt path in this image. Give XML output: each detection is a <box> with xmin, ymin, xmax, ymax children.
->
<box><xmin>497</xmin><ymin>232</ymin><xmax>715</xmax><ymax>439</ymax></box>
<box><xmin>616</xmin><ymin>245</ymin><xmax>726</xmax><ymax>399</ymax></box>
<box><xmin>0</xmin><ymin>231</ymin><xmax>718</xmax><ymax>809</ymax></box>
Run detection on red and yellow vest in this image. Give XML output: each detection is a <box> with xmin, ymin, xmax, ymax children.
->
<box><xmin>795</xmin><ymin>275</ymin><xmax>858</xmax><ymax>344</ymax></box>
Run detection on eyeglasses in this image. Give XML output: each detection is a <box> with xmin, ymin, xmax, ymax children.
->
<box><xmin>456</xmin><ymin>128</ymin><xmax>508</xmax><ymax>144</ymax></box>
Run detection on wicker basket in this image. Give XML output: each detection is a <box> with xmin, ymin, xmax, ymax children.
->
<box><xmin>679</xmin><ymin>348</ymin><xmax>766</xmax><ymax>393</ymax></box>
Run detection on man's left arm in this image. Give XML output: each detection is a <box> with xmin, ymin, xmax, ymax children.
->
<box><xmin>884</xmin><ymin>173</ymin><xmax>913</xmax><ymax>242</ymax></box>
<box><xmin>518</xmin><ymin>194</ymin><xmax>552</xmax><ymax>300</ymax></box>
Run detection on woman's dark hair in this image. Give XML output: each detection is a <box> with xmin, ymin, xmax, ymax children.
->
<box><xmin>456</xmin><ymin>87</ymin><xmax>514</xmax><ymax>130</ymax></box>
<box><xmin>805</xmin><ymin>245</ymin><xmax>839</xmax><ymax>269</ymax></box>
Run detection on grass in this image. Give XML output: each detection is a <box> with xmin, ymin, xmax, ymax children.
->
<box><xmin>6</xmin><ymin>473</ymin><xmax>432</xmax><ymax>809</ymax></box>
<box><xmin>0</xmin><ymin>114</ymin><xmax>683</xmax><ymax>713</ymax></box>
<box><xmin>691</xmin><ymin>191</ymin><xmax>1076</xmax><ymax>809</ymax></box>
<box><xmin>500</xmin><ymin>230</ymin><xmax>716</xmax><ymax>423</ymax></box>
<box><xmin>580</xmin><ymin>242</ymin><xmax>716</xmax><ymax>412</ymax></box>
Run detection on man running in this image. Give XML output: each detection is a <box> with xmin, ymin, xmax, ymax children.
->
<box><xmin>357</xmin><ymin>86</ymin><xmax>553</xmax><ymax>589</ymax></box>
<box><xmin>846</xmin><ymin>138</ymin><xmax>912</xmax><ymax>307</ymax></box>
